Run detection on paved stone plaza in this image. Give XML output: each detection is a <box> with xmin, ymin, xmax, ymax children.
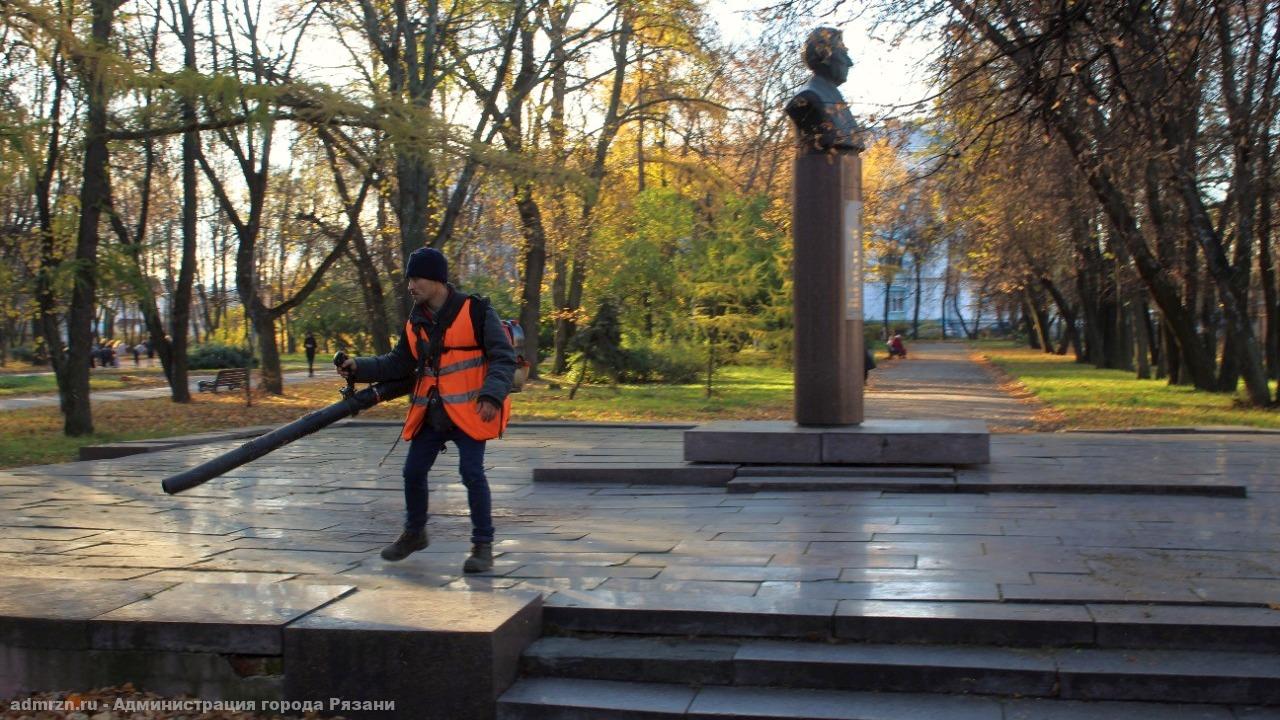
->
<box><xmin>2</xmin><ymin>344</ymin><xmax>1278</xmax><ymax>718</ymax></box>
<box><xmin>2</xmin><ymin>423</ymin><xmax>1277</xmax><ymax>602</ymax></box>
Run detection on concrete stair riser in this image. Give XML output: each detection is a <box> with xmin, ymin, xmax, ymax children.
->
<box><xmin>498</xmin><ymin>678</ymin><xmax>1261</xmax><ymax>720</ymax></box>
<box><xmin>734</xmin><ymin>465</ymin><xmax>956</xmax><ymax>478</ymax></box>
<box><xmin>544</xmin><ymin>599</ymin><xmax>1280</xmax><ymax>652</ymax></box>
<box><xmin>519</xmin><ymin>635</ymin><xmax>1280</xmax><ymax>705</ymax></box>
<box><xmin>532</xmin><ymin>465</ymin><xmax>1245</xmax><ymax>496</ymax></box>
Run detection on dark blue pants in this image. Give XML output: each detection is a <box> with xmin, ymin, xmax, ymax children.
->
<box><xmin>402</xmin><ymin>427</ymin><xmax>494</xmax><ymax>544</ymax></box>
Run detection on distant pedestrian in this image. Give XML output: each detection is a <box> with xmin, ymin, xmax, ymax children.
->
<box><xmin>145</xmin><ymin>339</ymin><xmax>154</xmax><ymax>362</ymax></box>
<box><xmin>863</xmin><ymin>348</ymin><xmax>876</xmax><ymax>382</ymax></box>
<box><xmin>303</xmin><ymin>333</ymin><xmax>318</xmax><ymax>377</ymax></box>
<box><xmin>888</xmin><ymin>332</ymin><xmax>908</xmax><ymax>359</ymax></box>
<box><xmin>132</xmin><ymin>343</ymin><xmax>141</xmax><ymax>366</ymax></box>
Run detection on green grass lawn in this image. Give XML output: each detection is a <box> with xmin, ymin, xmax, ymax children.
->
<box><xmin>513</xmin><ymin>365</ymin><xmax>794</xmax><ymax>422</ymax></box>
<box><xmin>974</xmin><ymin>340</ymin><xmax>1280</xmax><ymax>429</ymax></box>
<box><xmin>8</xmin><ymin>347</ymin><xmax>1277</xmax><ymax>470</ymax></box>
<box><xmin>0</xmin><ymin>365</ymin><xmax>795</xmax><ymax>468</ymax></box>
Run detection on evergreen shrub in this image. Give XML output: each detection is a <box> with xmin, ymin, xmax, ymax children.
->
<box><xmin>619</xmin><ymin>341</ymin><xmax>701</xmax><ymax>384</ymax></box>
<box><xmin>188</xmin><ymin>343</ymin><xmax>257</xmax><ymax>370</ymax></box>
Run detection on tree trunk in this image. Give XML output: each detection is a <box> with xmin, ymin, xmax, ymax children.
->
<box><xmin>557</xmin><ymin>256</ymin><xmax>588</xmax><ymax>373</ymax></box>
<box><xmin>165</xmin><ymin>0</ymin><xmax>199</xmax><ymax>403</ymax></box>
<box><xmin>1041</xmin><ymin>276</ymin><xmax>1082</xmax><ymax>359</ymax></box>
<box><xmin>1134</xmin><ymin>302</ymin><xmax>1151</xmax><ymax>380</ymax></box>
<box><xmin>396</xmin><ymin>158</ymin><xmax>434</xmax><ymax>263</ymax></box>
<box><xmin>1075</xmin><ymin>268</ymin><xmax>1103</xmax><ymax>365</ymax></box>
<box><xmin>971</xmin><ymin>285</ymin><xmax>986</xmax><ymax>339</ymax></box>
<box><xmin>1024</xmin><ymin>287</ymin><xmax>1052</xmax><ymax>354</ymax></box>
<box><xmin>350</xmin><ymin>232</ymin><xmax>392</xmax><ymax>355</ymax></box>
<box><xmin>911</xmin><ymin>253</ymin><xmax>922</xmax><ymax>339</ymax></box>
<box><xmin>1142</xmin><ymin>300</ymin><xmax>1160</xmax><ymax>374</ymax></box>
<box><xmin>1217</xmin><ymin>332</ymin><xmax>1239</xmax><ymax>392</ymax></box>
<box><xmin>1261</xmin><ymin>192</ymin><xmax>1278</xmax><ymax>379</ymax></box>
<box><xmin>1020</xmin><ymin>308</ymin><xmax>1039</xmax><ymax>349</ymax></box>
<box><xmin>952</xmin><ymin>291</ymin><xmax>974</xmax><ymax>340</ymax></box>
<box><xmin>516</xmin><ymin>182</ymin><xmax>547</xmax><ymax>380</ymax></box>
<box><xmin>250</xmin><ymin>301</ymin><xmax>279</xmax><ymax>394</ymax></box>
<box><xmin>551</xmin><ymin>11</ymin><xmax>632</xmax><ymax>373</ymax></box>
<box><xmin>882</xmin><ymin>278</ymin><xmax>892</xmax><ymax>341</ymax></box>
<box><xmin>940</xmin><ymin>259</ymin><xmax>950</xmax><ymax>340</ymax></box>
<box><xmin>1200</xmin><ymin>281</ymin><xmax>1218</xmax><ymax>386</ymax></box>
<box><xmin>551</xmin><ymin>256</ymin><xmax>569</xmax><ymax>374</ymax></box>
<box><xmin>1258</xmin><ymin>103</ymin><xmax>1278</xmax><ymax>379</ymax></box>
<box><xmin>62</xmin><ymin>0</ymin><xmax>123</xmax><ymax>435</ymax></box>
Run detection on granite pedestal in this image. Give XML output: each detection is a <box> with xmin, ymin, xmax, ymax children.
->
<box><xmin>684</xmin><ymin>419</ymin><xmax>990</xmax><ymax>466</ymax></box>
<box><xmin>284</xmin><ymin>588</ymin><xmax>542</xmax><ymax>720</ymax></box>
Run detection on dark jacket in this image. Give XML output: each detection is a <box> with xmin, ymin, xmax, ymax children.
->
<box><xmin>351</xmin><ymin>286</ymin><xmax>517</xmax><ymax>405</ymax></box>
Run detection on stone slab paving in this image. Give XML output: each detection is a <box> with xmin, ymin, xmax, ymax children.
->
<box><xmin>0</xmin><ymin>424</ymin><xmax>1276</xmax><ymax>610</ymax></box>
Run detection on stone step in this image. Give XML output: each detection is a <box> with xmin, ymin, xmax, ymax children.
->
<box><xmin>520</xmin><ymin>636</ymin><xmax>1280</xmax><ymax>705</ymax></box>
<box><xmin>727</xmin><ymin>476</ymin><xmax>957</xmax><ymax>493</ymax></box>
<box><xmin>530</xmin><ymin>463</ymin><xmax>1245</xmax><ymax>496</ymax></box>
<box><xmin>683</xmin><ymin>419</ymin><xmax>991</xmax><ymax>465</ymax></box>
<box><xmin>531</xmin><ymin>463</ymin><xmax>736</xmax><ymax>486</ymax></box>
<box><xmin>726</xmin><ymin>474</ymin><xmax>1246</xmax><ymax>496</ymax></box>
<box><xmin>497</xmin><ymin>677</ymin><xmax>1257</xmax><ymax>719</ymax></box>
<box><xmin>735</xmin><ymin>465</ymin><xmax>956</xmax><ymax>478</ymax></box>
<box><xmin>545</xmin><ymin>592</ymin><xmax>1280</xmax><ymax>652</ymax></box>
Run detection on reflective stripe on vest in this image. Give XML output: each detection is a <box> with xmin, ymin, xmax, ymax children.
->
<box><xmin>401</xmin><ymin>297</ymin><xmax>512</xmax><ymax>441</ymax></box>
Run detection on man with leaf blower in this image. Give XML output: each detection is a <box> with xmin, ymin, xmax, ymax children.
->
<box><xmin>338</xmin><ymin>247</ymin><xmax>517</xmax><ymax>573</ymax></box>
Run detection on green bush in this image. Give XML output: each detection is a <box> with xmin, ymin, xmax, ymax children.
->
<box><xmin>619</xmin><ymin>341</ymin><xmax>702</xmax><ymax>384</ymax></box>
<box><xmin>187</xmin><ymin>343</ymin><xmax>257</xmax><ymax>370</ymax></box>
<box><xmin>8</xmin><ymin>346</ymin><xmax>39</xmax><ymax>363</ymax></box>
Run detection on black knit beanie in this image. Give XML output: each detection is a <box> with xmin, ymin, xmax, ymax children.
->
<box><xmin>405</xmin><ymin>247</ymin><xmax>448</xmax><ymax>282</ymax></box>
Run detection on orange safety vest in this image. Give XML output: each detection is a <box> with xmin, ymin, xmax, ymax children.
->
<box><xmin>401</xmin><ymin>297</ymin><xmax>511</xmax><ymax>441</ymax></box>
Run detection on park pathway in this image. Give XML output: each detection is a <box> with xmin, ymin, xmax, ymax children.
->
<box><xmin>864</xmin><ymin>341</ymin><xmax>1044</xmax><ymax>431</ymax></box>
<box><xmin>0</xmin><ymin>370</ymin><xmax>316</xmax><ymax>412</ymax></box>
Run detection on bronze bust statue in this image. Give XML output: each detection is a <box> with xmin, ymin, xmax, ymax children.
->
<box><xmin>786</xmin><ymin>27</ymin><xmax>864</xmax><ymax>154</ymax></box>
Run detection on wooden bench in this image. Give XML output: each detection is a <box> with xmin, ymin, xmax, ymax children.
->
<box><xmin>197</xmin><ymin>368</ymin><xmax>249</xmax><ymax>393</ymax></box>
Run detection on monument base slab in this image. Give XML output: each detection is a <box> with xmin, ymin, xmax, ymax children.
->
<box><xmin>683</xmin><ymin>419</ymin><xmax>989</xmax><ymax>466</ymax></box>
<box><xmin>284</xmin><ymin>588</ymin><xmax>541</xmax><ymax>719</ymax></box>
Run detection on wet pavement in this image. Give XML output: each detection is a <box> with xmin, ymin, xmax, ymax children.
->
<box><xmin>0</xmin><ymin>423</ymin><xmax>1275</xmax><ymax>608</ymax></box>
<box><xmin>0</xmin><ymin>342</ymin><xmax>1274</xmax><ymax>604</ymax></box>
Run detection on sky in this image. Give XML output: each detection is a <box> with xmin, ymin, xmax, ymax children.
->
<box><xmin>283</xmin><ymin>0</ymin><xmax>938</xmax><ymax>123</ymax></box>
<box><xmin>710</xmin><ymin>0</ymin><xmax>938</xmax><ymax>118</ymax></box>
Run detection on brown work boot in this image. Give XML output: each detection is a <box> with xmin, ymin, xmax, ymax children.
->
<box><xmin>462</xmin><ymin>542</ymin><xmax>494</xmax><ymax>574</ymax></box>
<box><xmin>380</xmin><ymin>529</ymin><xmax>429</xmax><ymax>561</ymax></box>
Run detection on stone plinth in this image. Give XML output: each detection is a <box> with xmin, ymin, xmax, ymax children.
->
<box><xmin>684</xmin><ymin>420</ymin><xmax>989</xmax><ymax>466</ymax></box>
<box><xmin>284</xmin><ymin>588</ymin><xmax>541</xmax><ymax>719</ymax></box>
<box><xmin>793</xmin><ymin>151</ymin><xmax>864</xmax><ymax>425</ymax></box>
